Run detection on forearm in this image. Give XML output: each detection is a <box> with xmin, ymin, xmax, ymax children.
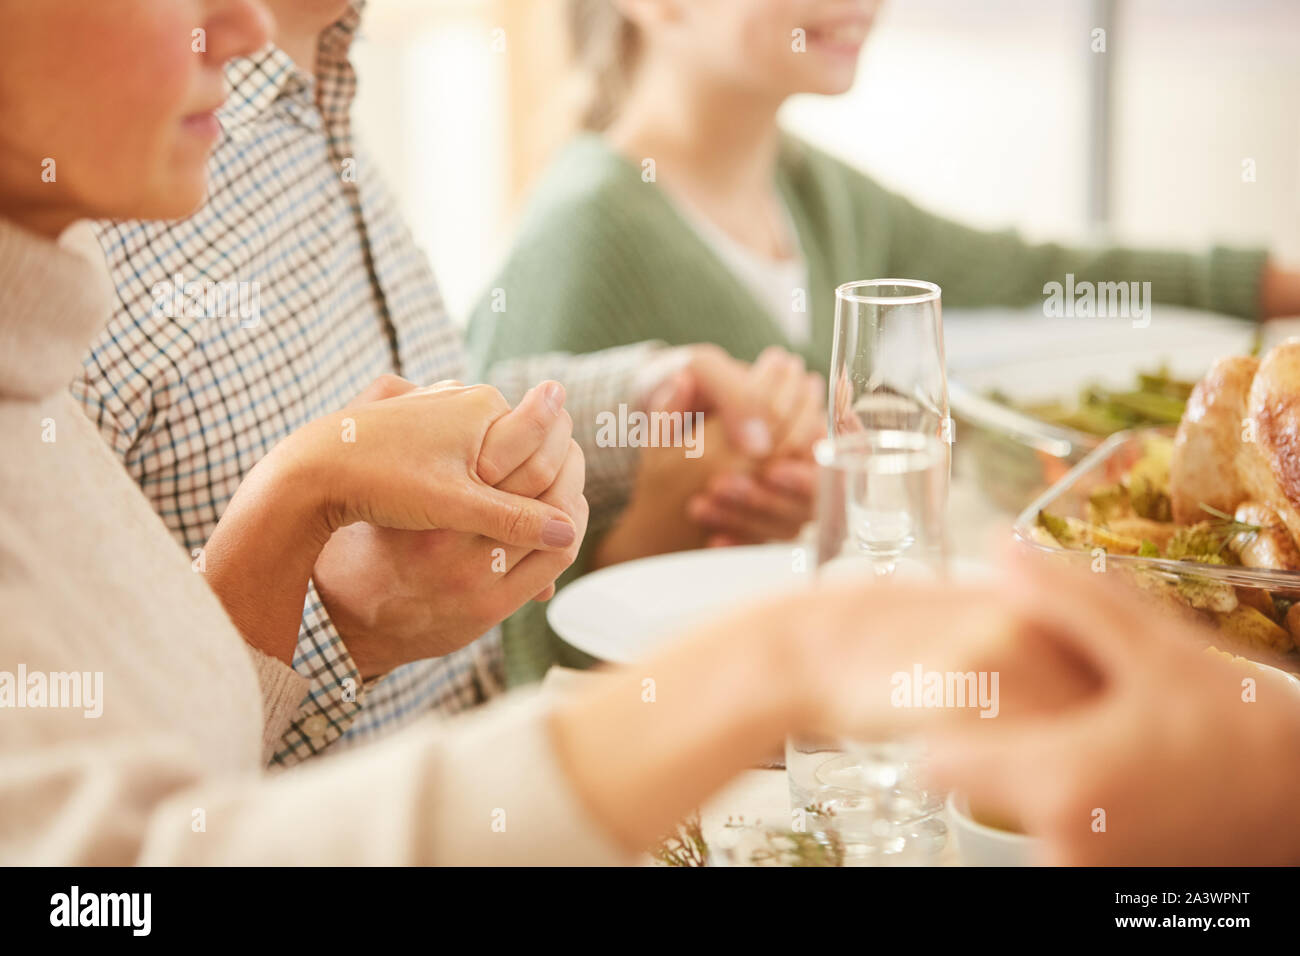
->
<box><xmin>547</xmin><ymin>600</ymin><xmax>803</xmax><ymax>851</ymax></box>
<box><xmin>593</xmin><ymin>418</ymin><xmax>746</xmax><ymax>570</ymax></box>
<box><xmin>591</xmin><ymin>489</ymin><xmax>694</xmax><ymax>570</ymax></box>
<box><xmin>203</xmin><ymin>443</ymin><xmax>333</xmax><ymax>666</ymax></box>
<box><xmin>883</xmin><ymin>190</ymin><xmax>1269</xmax><ymax>318</ymax></box>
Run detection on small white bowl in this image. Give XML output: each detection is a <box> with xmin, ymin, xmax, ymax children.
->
<box><xmin>947</xmin><ymin>793</ymin><xmax>1042</xmax><ymax>867</ymax></box>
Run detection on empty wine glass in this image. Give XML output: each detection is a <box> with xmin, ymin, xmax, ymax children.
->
<box><xmin>829</xmin><ymin>278</ymin><xmax>949</xmax><ymax>441</ymax></box>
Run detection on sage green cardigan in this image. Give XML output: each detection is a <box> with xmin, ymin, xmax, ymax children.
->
<box><xmin>468</xmin><ymin>132</ymin><xmax>1268</xmax><ymax>684</ymax></box>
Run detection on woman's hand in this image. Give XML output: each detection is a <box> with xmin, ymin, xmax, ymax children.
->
<box><xmin>292</xmin><ymin>376</ymin><xmax>578</xmax><ymax>545</ymax></box>
<box><xmin>202</xmin><ymin>376</ymin><xmax>583</xmax><ymax>667</ymax></box>
<box><xmin>688</xmin><ymin>456</ymin><xmax>816</xmax><ymax>548</ymax></box>
<box><xmin>550</xmin><ymin>548</ymin><xmax>1300</xmax><ymax>863</ymax></box>
<box><xmin>547</xmin><ymin>572</ymin><xmax>1016</xmax><ymax>853</ymax></box>
<box><xmin>312</xmin><ymin>376</ymin><xmax>587</xmax><ymax>680</ymax></box>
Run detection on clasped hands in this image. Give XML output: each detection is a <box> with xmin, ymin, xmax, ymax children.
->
<box><xmin>312</xmin><ymin>374</ymin><xmax>588</xmax><ymax>680</ymax></box>
<box><xmin>307</xmin><ymin>345</ymin><xmax>825</xmax><ymax>681</ymax></box>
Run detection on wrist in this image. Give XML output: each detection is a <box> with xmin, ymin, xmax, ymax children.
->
<box><xmin>749</xmin><ymin>594</ymin><xmax>820</xmax><ymax>731</ymax></box>
<box><xmin>591</xmin><ymin>497</ymin><xmax>656</xmax><ymax>569</ymax></box>
<box><xmin>630</xmin><ymin>346</ymin><xmax>694</xmax><ymax>411</ymax></box>
<box><xmin>273</xmin><ymin>416</ymin><xmax>350</xmax><ymax>539</ymax></box>
<box><xmin>548</xmin><ymin>596</ymin><xmax>805</xmax><ymax>850</ymax></box>
<box><xmin>203</xmin><ymin>435</ymin><xmax>335</xmax><ymax>665</ymax></box>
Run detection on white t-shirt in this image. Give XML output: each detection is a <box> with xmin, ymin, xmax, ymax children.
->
<box><xmin>675</xmin><ymin>199</ymin><xmax>812</xmax><ymax>346</ymax></box>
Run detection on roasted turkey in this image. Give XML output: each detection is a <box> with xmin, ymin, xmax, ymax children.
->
<box><xmin>1169</xmin><ymin>341</ymin><xmax>1300</xmax><ymax>571</ymax></box>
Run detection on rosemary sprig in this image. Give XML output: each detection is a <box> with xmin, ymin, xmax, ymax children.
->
<box><xmin>651</xmin><ymin>810</ymin><xmax>847</xmax><ymax>867</ymax></box>
<box><xmin>651</xmin><ymin>812</ymin><xmax>709</xmax><ymax>867</ymax></box>
<box><xmin>1198</xmin><ymin>503</ymin><xmax>1262</xmax><ymax>532</ymax></box>
<box><xmin>1197</xmin><ymin>503</ymin><xmax>1263</xmax><ymax>552</ymax></box>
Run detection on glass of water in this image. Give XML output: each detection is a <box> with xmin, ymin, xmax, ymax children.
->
<box><xmin>786</xmin><ymin>429</ymin><xmax>950</xmax><ymax>864</ymax></box>
<box><xmin>829</xmin><ymin>278</ymin><xmax>948</xmax><ymax>443</ymax></box>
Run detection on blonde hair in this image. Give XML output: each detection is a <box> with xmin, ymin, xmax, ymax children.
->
<box><xmin>567</xmin><ymin>0</ymin><xmax>641</xmax><ymax>130</ymax></box>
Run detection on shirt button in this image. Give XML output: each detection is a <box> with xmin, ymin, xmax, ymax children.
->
<box><xmin>301</xmin><ymin>715</ymin><xmax>329</xmax><ymax>739</ymax></box>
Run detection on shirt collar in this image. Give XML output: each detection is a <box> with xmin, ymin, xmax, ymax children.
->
<box><xmin>216</xmin><ymin>1</ymin><xmax>366</xmax><ymax>135</ymax></box>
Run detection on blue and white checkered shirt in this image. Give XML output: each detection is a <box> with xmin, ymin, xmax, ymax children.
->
<box><xmin>71</xmin><ymin>3</ymin><xmax>654</xmax><ymax>766</ymax></box>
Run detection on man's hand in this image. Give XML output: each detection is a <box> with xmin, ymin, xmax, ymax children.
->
<box><xmin>922</xmin><ymin>550</ymin><xmax>1300</xmax><ymax>865</ymax></box>
<box><xmin>310</xmin><ymin>375</ymin><xmax>587</xmax><ymax>680</ymax></box>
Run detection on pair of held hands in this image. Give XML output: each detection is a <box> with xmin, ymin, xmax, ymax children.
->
<box><xmin>297</xmin><ymin>345</ymin><xmax>824</xmax><ymax>680</ymax></box>
<box><xmin>797</xmin><ymin>549</ymin><xmax>1300</xmax><ymax>865</ymax></box>
<box><xmin>552</xmin><ymin>546</ymin><xmax>1300</xmax><ymax>865</ymax></box>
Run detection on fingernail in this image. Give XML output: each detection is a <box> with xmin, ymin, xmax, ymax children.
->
<box><xmin>542</xmin><ymin>519</ymin><xmax>575</xmax><ymax>547</ymax></box>
<box><xmin>740</xmin><ymin>418</ymin><xmax>771</xmax><ymax>456</ymax></box>
<box><xmin>544</xmin><ymin>383</ymin><xmax>565</xmax><ymax>415</ymax></box>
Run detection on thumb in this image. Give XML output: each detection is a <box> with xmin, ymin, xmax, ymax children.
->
<box><xmin>456</xmin><ymin>482</ymin><xmax>578</xmax><ymax>550</ymax></box>
<box><xmin>682</xmin><ymin>354</ymin><xmax>771</xmax><ymax>457</ymax></box>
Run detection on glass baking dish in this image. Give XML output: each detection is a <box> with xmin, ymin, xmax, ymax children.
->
<box><xmin>949</xmin><ymin>330</ymin><xmax>1245</xmax><ymax>515</ymax></box>
<box><xmin>951</xmin><ymin>380</ymin><xmax>1099</xmax><ymax>515</ymax></box>
<box><xmin>1012</xmin><ymin>427</ymin><xmax>1300</xmax><ymax>669</ymax></box>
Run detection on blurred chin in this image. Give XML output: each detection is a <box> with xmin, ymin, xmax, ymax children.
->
<box><xmin>113</xmin><ymin>172</ymin><xmax>209</xmax><ymax>222</ymax></box>
<box><xmin>160</xmin><ymin>180</ymin><xmax>210</xmax><ymax>220</ymax></box>
<box><xmin>792</xmin><ymin>64</ymin><xmax>860</xmax><ymax>96</ymax></box>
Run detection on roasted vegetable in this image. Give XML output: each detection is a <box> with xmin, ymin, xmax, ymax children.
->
<box><xmin>1213</xmin><ymin>605</ymin><xmax>1293</xmax><ymax>656</ymax></box>
<box><xmin>1005</xmin><ymin>366</ymin><xmax>1196</xmax><ymax>438</ymax></box>
<box><xmin>1126</xmin><ymin>437</ymin><xmax>1173</xmax><ymax>521</ymax></box>
<box><xmin>1108</xmin><ymin>517</ymin><xmax>1179</xmax><ymax>549</ymax></box>
<box><xmin>1165</xmin><ymin>522</ymin><xmax>1241</xmax><ymax>563</ymax></box>
<box><xmin>1037</xmin><ymin>512</ymin><xmax>1141</xmax><ymax>554</ymax></box>
<box><xmin>1175</xmin><ymin>574</ymin><xmax>1237</xmax><ymax>613</ymax></box>
<box><xmin>1237</xmin><ymin>587</ymin><xmax>1276</xmax><ymax>618</ymax></box>
<box><xmin>1087</xmin><ymin>483</ymin><xmax>1133</xmax><ymax>525</ymax></box>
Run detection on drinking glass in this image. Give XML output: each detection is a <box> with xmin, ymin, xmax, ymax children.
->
<box><xmin>786</xmin><ymin>429</ymin><xmax>950</xmax><ymax>865</ymax></box>
<box><xmin>829</xmin><ymin>279</ymin><xmax>948</xmax><ymax>442</ymax></box>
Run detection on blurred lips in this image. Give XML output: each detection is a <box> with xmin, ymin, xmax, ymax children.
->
<box><xmin>180</xmin><ymin>109</ymin><xmax>222</xmax><ymax>142</ymax></box>
<box><xmin>806</xmin><ymin>18</ymin><xmax>871</xmax><ymax>55</ymax></box>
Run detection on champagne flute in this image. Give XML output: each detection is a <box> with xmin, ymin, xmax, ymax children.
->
<box><xmin>829</xmin><ymin>279</ymin><xmax>947</xmax><ymax>436</ymax></box>
<box><xmin>786</xmin><ymin>429</ymin><xmax>950</xmax><ymax>865</ymax></box>
<box><xmin>828</xmin><ymin>279</ymin><xmax>949</xmax><ymax>574</ymax></box>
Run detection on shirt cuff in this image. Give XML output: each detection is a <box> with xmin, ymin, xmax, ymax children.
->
<box><xmin>247</xmin><ymin>647</ymin><xmax>312</xmax><ymax>766</ymax></box>
<box><xmin>269</xmin><ymin>578</ymin><xmax>369</xmax><ymax>767</ymax></box>
<box><xmin>1207</xmin><ymin>245</ymin><xmax>1269</xmax><ymax>320</ymax></box>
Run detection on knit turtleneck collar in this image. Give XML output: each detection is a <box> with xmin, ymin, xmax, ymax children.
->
<box><xmin>0</xmin><ymin>217</ymin><xmax>111</xmax><ymax>402</ymax></box>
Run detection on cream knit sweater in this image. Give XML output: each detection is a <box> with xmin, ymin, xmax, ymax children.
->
<box><xmin>0</xmin><ymin>218</ymin><xmax>624</xmax><ymax>865</ymax></box>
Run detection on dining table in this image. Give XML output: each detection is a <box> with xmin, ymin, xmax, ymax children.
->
<box><xmin>539</xmin><ymin>472</ymin><xmax>1005</xmax><ymax>866</ymax></box>
<box><xmin>542</xmin><ymin>307</ymin><xmax>1300</xmax><ymax>865</ymax></box>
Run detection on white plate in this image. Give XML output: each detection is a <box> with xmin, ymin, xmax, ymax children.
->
<box><xmin>549</xmin><ymin>543</ymin><xmax>994</xmax><ymax>665</ymax></box>
<box><xmin>944</xmin><ymin>306</ymin><xmax>1260</xmax><ymax>403</ymax></box>
<box><xmin>548</xmin><ymin>544</ymin><xmax>807</xmax><ymax>664</ymax></box>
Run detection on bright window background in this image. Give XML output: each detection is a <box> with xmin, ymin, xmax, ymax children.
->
<box><xmin>350</xmin><ymin>0</ymin><xmax>1300</xmax><ymax>322</ymax></box>
<box><xmin>1110</xmin><ymin>0</ymin><xmax>1300</xmax><ymax>254</ymax></box>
